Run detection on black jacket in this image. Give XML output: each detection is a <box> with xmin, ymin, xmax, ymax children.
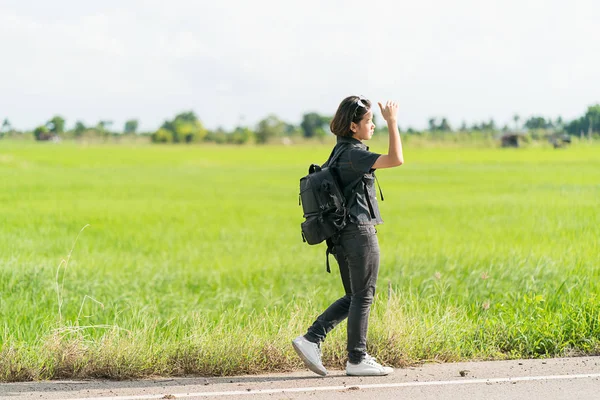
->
<box><xmin>323</xmin><ymin>136</ymin><xmax>383</xmax><ymax>225</ymax></box>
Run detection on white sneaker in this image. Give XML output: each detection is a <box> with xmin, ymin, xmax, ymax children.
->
<box><xmin>346</xmin><ymin>354</ymin><xmax>394</xmax><ymax>376</ymax></box>
<box><xmin>292</xmin><ymin>335</ymin><xmax>327</xmax><ymax>376</ymax></box>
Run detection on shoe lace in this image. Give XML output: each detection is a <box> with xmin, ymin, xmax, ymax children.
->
<box><xmin>363</xmin><ymin>354</ymin><xmax>381</xmax><ymax>367</ymax></box>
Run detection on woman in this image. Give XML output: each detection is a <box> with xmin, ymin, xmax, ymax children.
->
<box><xmin>293</xmin><ymin>96</ymin><xmax>404</xmax><ymax>376</ymax></box>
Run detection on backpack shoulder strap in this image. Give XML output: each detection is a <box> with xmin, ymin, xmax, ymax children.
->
<box><xmin>323</xmin><ymin>142</ymin><xmax>350</xmax><ymax>168</ymax></box>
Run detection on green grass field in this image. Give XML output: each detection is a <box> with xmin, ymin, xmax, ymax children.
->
<box><xmin>1</xmin><ymin>139</ymin><xmax>599</xmax><ymax>381</ymax></box>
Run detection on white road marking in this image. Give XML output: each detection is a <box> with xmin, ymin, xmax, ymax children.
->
<box><xmin>62</xmin><ymin>373</ymin><xmax>600</xmax><ymax>400</ymax></box>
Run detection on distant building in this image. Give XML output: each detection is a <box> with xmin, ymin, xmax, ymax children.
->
<box><xmin>500</xmin><ymin>133</ymin><xmax>522</xmax><ymax>148</ymax></box>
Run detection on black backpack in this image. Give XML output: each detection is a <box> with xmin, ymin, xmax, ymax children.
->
<box><xmin>299</xmin><ymin>144</ymin><xmax>349</xmax><ymax>271</ymax></box>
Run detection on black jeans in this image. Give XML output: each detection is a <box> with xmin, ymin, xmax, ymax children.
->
<box><xmin>305</xmin><ymin>223</ymin><xmax>380</xmax><ymax>364</ymax></box>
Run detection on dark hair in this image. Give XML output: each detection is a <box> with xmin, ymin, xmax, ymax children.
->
<box><xmin>330</xmin><ymin>96</ymin><xmax>372</xmax><ymax>137</ymax></box>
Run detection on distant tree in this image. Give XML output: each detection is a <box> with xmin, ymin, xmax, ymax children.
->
<box><xmin>566</xmin><ymin>104</ymin><xmax>600</xmax><ymax>137</ymax></box>
<box><xmin>283</xmin><ymin>122</ymin><xmax>304</xmax><ymax>137</ymax></box>
<box><xmin>1</xmin><ymin>118</ymin><xmax>11</xmax><ymax>133</ymax></box>
<box><xmin>481</xmin><ymin>118</ymin><xmax>496</xmax><ymax>131</ymax></box>
<box><xmin>124</xmin><ymin>119</ymin><xmax>139</xmax><ymax>134</ymax></box>
<box><xmin>565</xmin><ymin>117</ymin><xmax>585</xmax><ymax>136</ymax></box>
<box><xmin>151</xmin><ymin>128</ymin><xmax>173</xmax><ymax>143</ymax></box>
<box><xmin>428</xmin><ymin>118</ymin><xmax>437</xmax><ymax>131</ymax></box>
<box><xmin>427</xmin><ymin>117</ymin><xmax>452</xmax><ymax>132</ymax></box>
<box><xmin>524</xmin><ymin>116</ymin><xmax>550</xmax><ymax>130</ymax></box>
<box><xmin>255</xmin><ymin>114</ymin><xmax>286</xmax><ymax>144</ymax></box>
<box><xmin>33</xmin><ymin>125</ymin><xmax>53</xmax><ymax>141</ymax></box>
<box><xmin>161</xmin><ymin>111</ymin><xmax>196</xmax><ymax>133</ymax></box>
<box><xmin>94</xmin><ymin>120</ymin><xmax>113</xmax><ymax>139</ymax></box>
<box><xmin>175</xmin><ymin>120</ymin><xmax>206</xmax><ymax>143</ymax></box>
<box><xmin>74</xmin><ymin>121</ymin><xmax>86</xmax><ymax>137</ymax></box>
<box><xmin>470</xmin><ymin>122</ymin><xmax>481</xmax><ymax>131</ymax></box>
<box><xmin>172</xmin><ymin>111</ymin><xmax>197</xmax><ymax>123</ymax></box>
<box><xmin>47</xmin><ymin>115</ymin><xmax>65</xmax><ymax>134</ymax></box>
<box><xmin>554</xmin><ymin>116</ymin><xmax>564</xmax><ymax>131</ymax></box>
<box><xmin>585</xmin><ymin>104</ymin><xmax>600</xmax><ymax>134</ymax></box>
<box><xmin>205</xmin><ymin>127</ymin><xmax>228</xmax><ymax>144</ymax></box>
<box><xmin>459</xmin><ymin>121</ymin><xmax>467</xmax><ymax>131</ymax></box>
<box><xmin>231</xmin><ymin>126</ymin><xmax>255</xmax><ymax>145</ymax></box>
<box><xmin>301</xmin><ymin>112</ymin><xmax>328</xmax><ymax>138</ymax></box>
<box><xmin>513</xmin><ymin>114</ymin><xmax>520</xmax><ymax>131</ymax></box>
<box><xmin>439</xmin><ymin>118</ymin><xmax>452</xmax><ymax>132</ymax></box>
<box><xmin>160</xmin><ymin>111</ymin><xmax>207</xmax><ymax>143</ymax></box>
<box><xmin>97</xmin><ymin>120</ymin><xmax>113</xmax><ymax>131</ymax></box>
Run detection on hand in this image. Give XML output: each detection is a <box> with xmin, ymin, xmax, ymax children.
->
<box><xmin>378</xmin><ymin>100</ymin><xmax>399</xmax><ymax>123</ymax></box>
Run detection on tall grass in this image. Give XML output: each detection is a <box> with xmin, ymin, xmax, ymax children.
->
<box><xmin>0</xmin><ymin>140</ymin><xmax>599</xmax><ymax>381</ymax></box>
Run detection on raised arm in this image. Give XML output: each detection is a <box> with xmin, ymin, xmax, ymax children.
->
<box><xmin>372</xmin><ymin>100</ymin><xmax>404</xmax><ymax>169</ymax></box>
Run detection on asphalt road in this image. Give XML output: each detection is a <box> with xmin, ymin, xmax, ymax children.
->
<box><xmin>3</xmin><ymin>356</ymin><xmax>600</xmax><ymax>400</ymax></box>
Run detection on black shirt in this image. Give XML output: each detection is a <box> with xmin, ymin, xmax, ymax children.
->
<box><xmin>323</xmin><ymin>136</ymin><xmax>383</xmax><ymax>225</ymax></box>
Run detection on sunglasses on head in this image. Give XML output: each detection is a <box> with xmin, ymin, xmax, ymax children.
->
<box><xmin>352</xmin><ymin>96</ymin><xmax>367</xmax><ymax>121</ymax></box>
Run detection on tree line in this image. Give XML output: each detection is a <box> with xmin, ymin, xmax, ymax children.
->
<box><xmin>1</xmin><ymin>105</ymin><xmax>599</xmax><ymax>144</ymax></box>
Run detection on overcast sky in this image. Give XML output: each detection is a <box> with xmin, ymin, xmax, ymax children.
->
<box><xmin>1</xmin><ymin>0</ymin><xmax>599</xmax><ymax>132</ymax></box>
